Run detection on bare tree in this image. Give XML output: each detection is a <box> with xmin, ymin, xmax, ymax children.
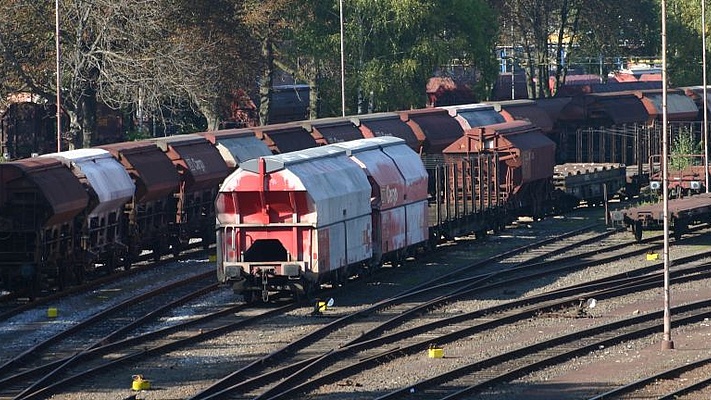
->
<box><xmin>489</xmin><ymin>0</ymin><xmax>658</xmax><ymax>98</ymax></box>
<box><xmin>0</xmin><ymin>0</ymin><xmax>261</xmax><ymax>147</ymax></box>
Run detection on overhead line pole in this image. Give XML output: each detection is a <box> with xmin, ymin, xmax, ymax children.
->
<box><xmin>703</xmin><ymin>0</ymin><xmax>709</xmax><ymax>192</ymax></box>
<box><xmin>661</xmin><ymin>0</ymin><xmax>674</xmax><ymax>351</ymax></box>
<box><xmin>55</xmin><ymin>0</ymin><xmax>61</xmax><ymax>153</ymax></box>
<box><xmin>340</xmin><ymin>0</ymin><xmax>345</xmax><ymax>117</ymax></box>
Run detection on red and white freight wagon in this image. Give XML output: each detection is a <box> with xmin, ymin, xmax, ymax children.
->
<box><xmin>215</xmin><ymin>143</ymin><xmax>373</xmax><ymax>302</ymax></box>
<box><xmin>214</xmin><ymin>137</ymin><xmax>428</xmax><ymax>302</ymax></box>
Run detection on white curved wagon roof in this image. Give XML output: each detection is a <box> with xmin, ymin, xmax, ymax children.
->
<box><xmin>333</xmin><ymin>137</ymin><xmax>429</xmax><ymax>207</ymax></box>
<box><xmin>222</xmin><ymin>145</ymin><xmax>371</xmax><ymax>225</ymax></box>
<box><xmin>42</xmin><ymin>148</ymin><xmax>134</xmax><ymax>216</ymax></box>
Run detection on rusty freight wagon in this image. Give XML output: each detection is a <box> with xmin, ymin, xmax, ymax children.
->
<box><xmin>99</xmin><ymin>141</ymin><xmax>180</xmax><ymax>262</ymax></box>
<box><xmin>443</xmin><ymin>120</ymin><xmax>557</xmax><ymax>220</ymax></box>
<box><xmin>153</xmin><ymin>134</ymin><xmax>231</xmax><ymax>254</ymax></box>
<box><xmin>41</xmin><ymin>149</ymin><xmax>135</xmax><ymax>276</ymax></box>
<box><xmin>0</xmin><ymin>157</ymin><xmax>88</xmax><ymax>293</ymax></box>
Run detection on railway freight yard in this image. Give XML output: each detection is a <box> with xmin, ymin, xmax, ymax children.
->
<box><xmin>2</xmin><ymin>203</ymin><xmax>711</xmax><ymax>400</ymax></box>
<box><xmin>4</xmin><ymin>1</ymin><xmax>711</xmax><ymax>398</ymax></box>
<box><xmin>3</xmin><ymin>94</ymin><xmax>711</xmax><ymax>400</ymax></box>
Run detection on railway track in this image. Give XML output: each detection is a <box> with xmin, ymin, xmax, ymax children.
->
<box><xmin>5</xmin><ymin>301</ymin><xmax>298</xmax><ymax>400</ymax></box>
<box><xmin>11</xmin><ymin>215</ymin><xmax>711</xmax><ymax>399</ymax></box>
<box><xmin>0</xmin><ymin>269</ymin><xmax>218</xmax><ymax>399</ymax></box>
<box><xmin>0</xmin><ymin>241</ymin><xmax>210</xmax><ymax>322</ymax></box>
<box><xmin>588</xmin><ymin>352</ymin><xmax>711</xmax><ymax>399</ymax></box>
<box><xmin>374</xmin><ymin>292</ymin><xmax>711</xmax><ymax>400</ymax></box>
<box><xmin>240</xmin><ymin>251</ymin><xmax>711</xmax><ymax>400</ymax></box>
<box><xmin>185</xmin><ymin>223</ymin><xmax>709</xmax><ymax>400</ymax></box>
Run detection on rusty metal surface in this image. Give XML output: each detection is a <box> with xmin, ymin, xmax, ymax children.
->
<box><xmin>623</xmin><ymin>193</ymin><xmax>711</xmax><ymax>223</ymax></box>
<box><xmin>501</xmin><ymin>129</ymin><xmax>556</xmax><ymax>182</ymax></box>
<box><xmin>559</xmin><ymin>92</ymin><xmax>649</xmax><ymax>125</ymax></box>
<box><xmin>399</xmin><ymin>108</ymin><xmax>464</xmax><ymax>154</ymax></box>
<box><xmin>444</xmin><ymin>120</ymin><xmax>556</xmax><ymax>184</ymax></box>
<box><xmin>440</xmin><ymin>104</ymin><xmax>505</xmax><ymax>130</ymax></box>
<box><xmin>99</xmin><ymin>141</ymin><xmax>179</xmax><ymax>203</ymax></box>
<box><xmin>535</xmin><ymin>96</ymin><xmax>573</xmax><ymax>124</ymax></box>
<box><xmin>351</xmin><ymin>112</ymin><xmax>421</xmax><ymax>152</ymax></box>
<box><xmin>304</xmin><ymin>117</ymin><xmax>364</xmax><ymax>144</ymax></box>
<box><xmin>0</xmin><ymin>157</ymin><xmax>88</xmax><ymax>227</ymax></box>
<box><xmin>487</xmin><ymin>100</ymin><xmax>555</xmax><ymax>133</ymax></box>
<box><xmin>253</xmin><ymin>123</ymin><xmax>320</xmax><ymax>154</ymax></box>
<box><xmin>554</xmin><ymin>163</ymin><xmax>627</xmax><ymax>200</ymax></box>
<box><xmin>154</xmin><ymin>134</ymin><xmax>230</xmax><ymax>191</ymax></box>
<box><xmin>42</xmin><ymin>148</ymin><xmax>135</xmax><ymax>217</ymax></box>
<box><xmin>637</xmin><ymin>90</ymin><xmax>699</xmax><ymax>121</ymax></box>
<box><xmin>199</xmin><ymin>129</ymin><xmax>272</xmax><ymax>168</ymax></box>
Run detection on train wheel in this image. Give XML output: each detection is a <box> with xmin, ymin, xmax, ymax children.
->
<box><xmin>673</xmin><ymin>218</ymin><xmax>687</xmax><ymax>241</ymax></box>
<box><xmin>633</xmin><ymin>221</ymin><xmax>643</xmax><ymax>242</ymax></box>
<box><xmin>243</xmin><ymin>290</ymin><xmax>259</xmax><ymax>304</ymax></box>
<box><xmin>171</xmin><ymin>243</ymin><xmax>182</xmax><ymax>258</ymax></box>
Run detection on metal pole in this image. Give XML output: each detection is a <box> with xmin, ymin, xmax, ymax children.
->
<box><xmin>55</xmin><ymin>0</ymin><xmax>61</xmax><ymax>153</ymax></box>
<box><xmin>661</xmin><ymin>0</ymin><xmax>674</xmax><ymax>351</ymax></box>
<box><xmin>511</xmin><ymin>24</ymin><xmax>515</xmax><ymax>100</ymax></box>
<box><xmin>703</xmin><ymin>0</ymin><xmax>709</xmax><ymax>192</ymax></box>
<box><xmin>339</xmin><ymin>0</ymin><xmax>345</xmax><ymax>117</ymax></box>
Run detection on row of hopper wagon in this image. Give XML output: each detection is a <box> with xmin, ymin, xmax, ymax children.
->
<box><xmin>1</xmin><ymin>102</ymin><xmax>633</xmax><ymax>298</ymax></box>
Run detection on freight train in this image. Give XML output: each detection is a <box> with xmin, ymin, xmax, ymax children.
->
<box><xmin>0</xmin><ymin>130</ymin><xmax>272</xmax><ymax>295</ymax></box>
<box><xmin>2</xmin><ymin>84</ymin><xmax>705</xmax><ymax>298</ymax></box>
<box><xmin>213</xmin><ymin>119</ymin><xmax>573</xmax><ymax>302</ymax></box>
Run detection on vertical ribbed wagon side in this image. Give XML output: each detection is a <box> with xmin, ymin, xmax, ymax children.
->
<box><xmin>100</xmin><ymin>141</ymin><xmax>180</xmax><ymax>262</ymax></box>
<box><xmin>334</xmin><ymin>137</ymin><xmax>429</xmax><ymax>265</ymax></box>
<box><xmin>215</xmin><ymin>145</ymin><xmax>373</xmax><ymax>302</ymax></box>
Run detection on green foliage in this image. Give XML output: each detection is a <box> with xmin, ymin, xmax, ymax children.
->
<box><xmin>251</xmin><ymin>0</ymin><xmax>499</xmax><ymax>115</ymax></box>
<box><xmin>669</xmin><ymin>128</ymin><xmax>701</xmax><ymax>171</ymax></box>
<box><xmin>126</xmin><ymin>130</ymin><xmax>152</xmax><ymax>141</ymax></box>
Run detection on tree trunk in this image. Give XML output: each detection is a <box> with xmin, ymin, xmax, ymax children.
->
<box><xmin>259</xmin><ymin>38</ymin><xmax>274</xmax><ymax>126</ymax></box>
<box><xmin>67</xmin><ymin>110</ymin><xmax>80</xmax><ymax>151</ymax></box>
<box><xmin>308</xmin><ymin>77</ymin><xmax>318</xmax><ymax>120</ymax></box>
<box><xmin>203</xmin><ymin>109</ymin><xmax>220</xmax><ymax>131</ymax></box>
<box><xmin>78</xmin><ymin>88</ymin><xmax>97</xmax><ymax>148</ymax></box>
